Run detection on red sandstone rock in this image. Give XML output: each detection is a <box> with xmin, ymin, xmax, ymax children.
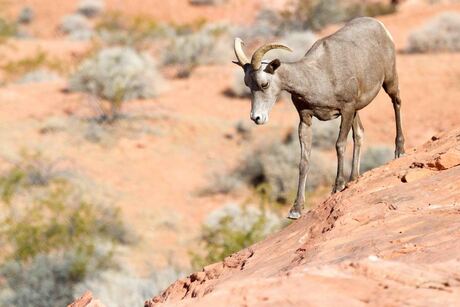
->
<box><xmin>68</xmin><ymin>292</ymin><xmax>106</xmax><ymax>307</ymax></box>
<box><xmin>146</xmin><ymin>128</ymin><xmax>460</xmax><ymax>307</ymax></box>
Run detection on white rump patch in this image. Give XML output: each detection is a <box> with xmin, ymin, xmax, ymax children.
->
<box><xmin>376</xmin><ymin>20</ymin><xmax>394</xmax><ymax>42</ymax></box>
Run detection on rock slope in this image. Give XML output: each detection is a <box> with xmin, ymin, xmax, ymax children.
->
<box><xmin>146</xmin><ymin>128</ymin><xmax>460</xmax><ymax>306</ymax></box>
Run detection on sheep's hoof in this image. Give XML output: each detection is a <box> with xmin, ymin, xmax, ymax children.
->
<box><xmin>287</xmin><ymin>210</ymin><xmax>301</xmax><ymax>220</ymax></box>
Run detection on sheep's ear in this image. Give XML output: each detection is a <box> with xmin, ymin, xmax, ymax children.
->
<box><xmin>265</xmin><ymin>59</ymin><xmax>281</xmax><ymax>74</ymax></box>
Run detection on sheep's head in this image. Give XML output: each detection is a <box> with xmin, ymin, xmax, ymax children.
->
<box><xmin>233</xmin><ymin>38</ymin><xmax>292</xmax><ymax>125</ymax></box>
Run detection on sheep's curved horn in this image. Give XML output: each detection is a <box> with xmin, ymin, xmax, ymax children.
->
<box><xmin>233</xmin><ymin>37</ymin><xmax>250</xmax><ymax>67</ymax></box>
<box><xmin>251</xmin><ymin>43</ymin><xmax>292</xmax><ymax>70</ymax></box>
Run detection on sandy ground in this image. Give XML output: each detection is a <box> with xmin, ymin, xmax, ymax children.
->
<box><xmin>1</xmin><ymin>1</ymin><xmax>460</xmax><ymax>273</ymax></box>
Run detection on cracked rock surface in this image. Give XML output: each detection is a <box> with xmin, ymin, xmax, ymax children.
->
<box><xmin>146</xmin><ymin>128</ymin><xmax>460</xmax><ymax>307</ymax></box>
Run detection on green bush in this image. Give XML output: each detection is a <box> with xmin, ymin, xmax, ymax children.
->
<box><xmin>191</xmin><ymin>203</ymin><xmax>282</xmax><ymax>269</ymax></box>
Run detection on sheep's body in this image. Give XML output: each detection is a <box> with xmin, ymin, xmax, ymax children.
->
<box><xmin>280</xmin><ymin>18</ymin><xmax>397</xmax><ymax>119</ymax></box>
<box><xmin>233</xmin><ymin>17</ymin><xmax>405</xmax><ymax>219</ymax></box>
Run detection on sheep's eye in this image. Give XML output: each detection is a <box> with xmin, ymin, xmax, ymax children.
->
<box><xmin>261</xmin><ymin>82</ymin><xmax>269</xmax><ymax>90</ymax></box>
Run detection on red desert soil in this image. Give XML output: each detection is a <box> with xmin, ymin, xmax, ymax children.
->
<box><xmin>146</xmin><ymin>127</ymin><xmax>460</xmax><ymax>306</ymax></box>
<box><xmin>1</xmin><ymin>1</ymin><xmax>460</xmax><ymax>271</ymax></box>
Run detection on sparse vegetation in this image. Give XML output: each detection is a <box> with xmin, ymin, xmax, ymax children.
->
<box><xmin>69</xmin><ymin>47</ymin><xmax>165</xmax><ymax>120</ymax></box>
<box><xmin>78</xmin><ymin>0</ymin><xmax>105</xmax><ymax>18</ymax></box>
<box><xmin>190</xmin><ymin>203</ymin><xmax>283</xmax><ymax>269</ymax></box>
<box><xmin>75</xmin><ymin>267</ymin><xmax>185</xmax><ymax>307</ymax></box>
<box><xmin>282</xmin><ymin>0</ymin><xmax>396</xmax><ymax>31</ymax></box>
<box><xmin>360</xmin><ymin>145</ymin><xmax>394</xmax><ymax>173</ymax></box>
<box><xmin>189</xmin><ymin>0</ymin><xmax>227</xmax><ymax>6</ymax></box>
<box><xmin>162</xmin><ymin>23</ymin><xmax>232</xmax><ymax>77</ymax></box>
<box><xmin>0</xmin><ymin>16</ymin><xmax>17</xmax><ymax>39</ymax></box>
<box><xmin>17</xmin><ymin>69</ymin><xmax>61</xmax><ymax>84</ymax></box>
<box><xmin>204</xmin><ymin>128</ymin><xmax>337</xmax><ymax>203</ymax></box>
<box><xmin>1</xmin><ymin>51</ymin><xmax>66</xmax><ymax>82</ymax></box>
<box><xmin>0</xmin><ymin>151</ymin><xmax>130</xmax><ymax>307</ymax></box>
<box><xmin>94</xmin><ymin>11</ymin><xmax>169</xmax><ymax>47</ymax></box>
<box><xmin>17</xmin><ymin>7</ymin><xmax>34</xmax><ymax>24</ymax></box>
<box><xmin>60</xmin><ymin>13</ymin><xmax>93</xmax><ymax>40</ymax></box>
<box><xmin>407</xmin><ymin>12</ymin><xmax>460</xmax><ymax>53</ymax></box>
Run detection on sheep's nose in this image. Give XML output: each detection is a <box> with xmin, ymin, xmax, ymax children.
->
<box><xmin>250</xmin><ymin>114</ymin><xmax>265</xmax><ymax>125</ymax></box>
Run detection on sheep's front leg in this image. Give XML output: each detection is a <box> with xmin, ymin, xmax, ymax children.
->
<box><xmin>350</xmin><ymin>113</ymin><xmax>364</xmax><ymax>181</ymax></box>
<box><xmin>288</xmin><ymin>115</ymin><xmax>312</xmax><ymax>220</ymax></box>
<box><xmin>333</xmin><ymin>109</ymin><xmax>354</xmax><ymax>193</ymax></box>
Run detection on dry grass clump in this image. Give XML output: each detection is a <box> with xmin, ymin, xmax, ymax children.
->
<box><xmin>407</xmin><ymin>12</ymin><xmax>460</xmax><ymax>53</ymax></box>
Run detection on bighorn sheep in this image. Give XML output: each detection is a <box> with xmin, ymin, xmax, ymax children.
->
<box><xmin>233</xmin><ymin>17</ymin><xmax>405</xmax><ymax>219</ymax></box>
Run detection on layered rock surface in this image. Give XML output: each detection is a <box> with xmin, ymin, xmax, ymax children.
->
<box><xmin>147</xmin><ymin>128</ymin><xmax>460</xmax><ymax>306</ymax></box>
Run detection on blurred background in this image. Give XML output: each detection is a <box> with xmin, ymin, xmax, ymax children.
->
<box><xmin>0</xmin><ymin>0</ymin><xmax>459</xmax><ymax>306</ymax></box>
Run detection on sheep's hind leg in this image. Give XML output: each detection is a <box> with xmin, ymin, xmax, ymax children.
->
<box><xmin>350</xmin><ymin>112</ymin><xmax>364</xmax><ymax>181</ymax></box>
<box><xmin>384</xmin><ymin>73</ymin><xmax>405</xmax><ymax>158</ymax></box>
<box><xmin>288</xmin><ymin>115</ymin><xmax>312</xmax><ymax>220</ymax></box>
<box><xmin>333</xmin><ymin>109</ymin><xmax>354</xmax><ymax>193</ymax></box>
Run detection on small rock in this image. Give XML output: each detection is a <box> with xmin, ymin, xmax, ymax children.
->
<box><xmin>434</xmin><ymin>150</ymin><xmax>460</xmax><ymax>170</ymax></box>
<box><xmin>401</xmin><ymin>168</ymin><xmax>434</xmax><ymax>183</ymax></box>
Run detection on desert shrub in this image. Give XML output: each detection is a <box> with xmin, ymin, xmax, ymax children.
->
<box><xmin>0</xmin><ymin>253</ymin><xmax>91</xmax><ymax>307</ymax></box>
<box><xmin>94</xmin><ymin>12</ymin><xmax>169</xmax><ymax>47</ymax></box>
<box><xmin>0</xmin><ymin>17</ymin><xmax>17</xmax><ymax>39</ymax></box>
<box><xmin>162</xmin><ymin>23</ymin><xmax>232</xmax><ymax>76</ymax></box>
<box><xmin>0</xmin><ymin>151</ymin><xmax>71</xmax><ymax>203</ymax></box>
<box><xmin>60</xmin><ymin>13</ymin><xmax>93</xmax><ymax>40</ymax></box>
<box><xmin>78</xmin><ymin>0</ymin><xmax>105</xmax><ymax>18</ymax></box>
<box><xmin>17</xmin><ymin>7</ymin><xmax>34</xmax><ymax>24</ymax></box>
<box><xmin>209</xmin><ymin>134</ymin><xmax>336</xmax><ymax>203</ymax></box>
<box><xmin>191</xmin><ymin>203</ymin><xmax>282</xmax><ymax>268</ymax></box>
<box><xmin>69</xmin><ymin>47</ymin><xmax>164</xmax><ymax>119</ymax></box>
<box><xmin>75</xmin><ymin>267</ymin><xmax>185</xmax><ymax>307</ymax></box>
<box><xmin>312</xmin><ymin>118</ymin><xmax>340</xmax><ymax>149</ymax></box>
<box><xmin>0</xmin><ymin>152</ymin><xmax>129</xmax><ymax>306</ymax></box>
<box><xmin>1</xmin><ymin>51</ymin><xmax>65</xmax><ymax>82</ymax></box>
<box><xmin>189</xmin><ymin>0</ymin><xmax>227</xmax><ymax>5</ymax></box>
<box><xmin>17</xmin><ymin>69</ymin><xmax>61</xmax><ymax>84</ymax></box>
<box><xmin>360</xmin><ymin>145</ymin><xmax>394</xmax><ymax>173</ymax></box>
<box><xmin>406</xmin><ymin>12</ymin><xmax>460</xmax><ymax>53</ymax></box>
<box><xmin>283</xmin><ymin>0</ymin><xmax>396</xmax><ymax>31</ymax></box>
